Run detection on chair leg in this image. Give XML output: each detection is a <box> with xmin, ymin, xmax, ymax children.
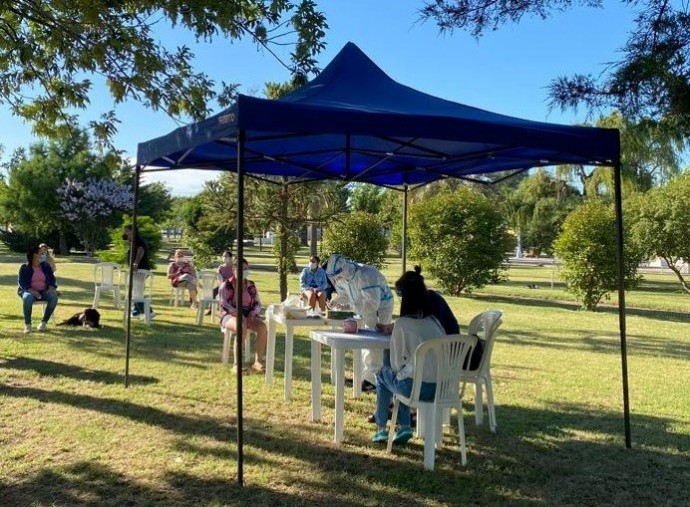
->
<box><xmin>113</xmin><ymin>287</ymin><xmax>121</xmax><ymax>309</ymax></box>
<box><xmin>144</xmin><ymin>299</ymin><xmax>152</xmax><ymax>325</ymax></box>
<box><xmin>196</xmin><ymin>304</ymin><xmax>203</xmax><ymax>325</ymax></box>
<box><xmin>485</xmin><ymin>376</ymin><xmax>497</xmax><ymax>433</ymax></box>
<box><xmin>386</xmin><ymin>399</ymin><xmax>400</xmax><ymax>453</ymax></box>
<box><xmin>424</xmin><ymin>405</ymin><xmax>437</xmax><ymax>471</ymax></box>
<box><xmin>222</xmin><ymin>329</ymin><xmax>231</xmax><ymax>365</ymax></box>
<box><xmin>457</xmin><ymin>402</ymin><xmax>468</xmax><ymax>466</ymax></box>
<box><xmin>244</xmin><ymin>332</ymin><xmax>252</xmax><ymax>363</ymax></box>
<box><xmin>474</xmin><ymin>383</ymin><xmax>484</xmax><ymax>426</ymax></box>
<box><xmin>93</xmin><ymin>287</ymin><xmax>101</xmax><ymax>309</ymax></box>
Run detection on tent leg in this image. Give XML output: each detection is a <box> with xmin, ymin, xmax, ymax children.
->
<box><xmin>124</xmin><ymin>164</ymin><xmax>141</xmax><ymax>388</ymax></box>
<box><xmin>613</xmin><ymin>162</ymin><xmax>631</xmax><ymax>448</ymax></box>
<box><xmin>402</xmin><ymin>184</ymin><xmax>408</xmax><ymax>274</ymax></box>
<box><xmin>236</xmin><ymin>130</ymin><xmax>246</xmax><ymax>484</ymax></box>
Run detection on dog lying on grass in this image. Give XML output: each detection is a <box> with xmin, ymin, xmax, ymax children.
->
<box><xmin>58</xmin><ymin>308</ymin><xmax>101</xmax><ymax>328</ymax></box>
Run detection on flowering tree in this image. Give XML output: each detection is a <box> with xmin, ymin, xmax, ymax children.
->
<box><xmin>58</xmin><ymin>178</ymin><xmax>133</xmax><ymax>255</ymax></box>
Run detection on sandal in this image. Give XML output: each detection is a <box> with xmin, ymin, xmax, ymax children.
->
<box><xmin>393</xmin><ymin>427</ymin><xmax>414</xmax><ymax>445</ymax></box>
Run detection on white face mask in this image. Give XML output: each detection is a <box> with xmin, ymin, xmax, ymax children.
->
<box><xmin>310</xmin><ymin>262</ymin><xmax>318</xmax><ymax>270</ymax></box>
<box><xmin>223</xmin><ymin>256</ymin><xmax>232</xmax><ymax>264</ymax></box>
<box><xmin>241</xmin><ymin>269</ymin><xmax>251</xmax><ymax>278</ymax></box>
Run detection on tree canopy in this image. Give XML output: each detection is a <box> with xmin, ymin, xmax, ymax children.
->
<box><xmin>420</xmin><ymin>1</ymin><xmax>690</xmax><ymax>133</ymax></box>
<box><xmin>0</xmin><ymin>1</ymin><xmax>327</xmax><ymax>145</ymax></box>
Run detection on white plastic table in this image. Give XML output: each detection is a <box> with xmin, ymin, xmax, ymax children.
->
<box><xmin>310</xmin><ymin>329</ymin><xmax>391</xmax><ymax>444</ymax></box>
<box><xmin>265</xmin><ymin>304</ymin><xmax>335</xmax><ymax>399</ymax></box>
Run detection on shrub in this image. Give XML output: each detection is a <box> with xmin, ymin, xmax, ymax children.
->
<box><xmin>97</xmin><ymin>216</ymin><xmax>162</xmax><ymax>269</ymax></box>
<box><xmin>408</xmin><ymin>187</ymin><xmax>515</xmax><ymax>295</ymax></box>
<box><xmin>322</xmin><ymin>211</ymin><xmax>388</xmax><ymax>268</ymax></box>
<box><xmin>554</xmin><ymin>200</ymin><xmax>643</xmax><ymax>310</ymax></box>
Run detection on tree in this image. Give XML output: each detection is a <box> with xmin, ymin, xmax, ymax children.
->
<box><xmin>58</xmin><ymin>178</ymin><xmax>133</xmax><ymax>255</ymax></box>
<box><xmin>420</xmin><ymin>1</ymin><xmax>690</xmax><ymax>133</ymax></box>
<box><xmin>554</xmin><ymin>201</ymin><xmax>644</xmax><ymax>310</ymax></box>
<box><xmin>97</xmin><ymin>216</ymin><xmax>162</xmax><ymax>269</ymax></box>
<box><xmin>0</xmin><ymin>131</ymin><xmax>119</xmax><ymax>253</ymax></box>
<box><xmin>321</xmin><ymin>211</ymin><xmax>388</xmax><ymax>268</ymax></box>
<box><xmin>629</xmin><ymin>174</ymin><xmax>690</xmax><ymax>294</ymax></box>
<box><xmin>350</xmin><ymin>183</ymin><xmax>386</xmax><ymax>214</ymax></box>
<box><xmin>556</xmin><ymin>112</ymin><xmax>687</xmax><ymax>197</ymax></box>
<box><xmin>0</xmin><ymin>1</ymin><xmax>327</xmax><ymax>145</ymax></box>
<box><xmin>408</xmin><ymin>187</ymin><xmax>515</xmax><ymax>295</ymax></box>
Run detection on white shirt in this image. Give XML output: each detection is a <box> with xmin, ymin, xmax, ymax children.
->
<box><xmin>390</xmin><ymin>315</ymin><xmax>445</xmax><ymax>382</ymax></box>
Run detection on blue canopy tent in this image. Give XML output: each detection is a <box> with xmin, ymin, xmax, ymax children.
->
<box><xmin>133</xmin><ymin>42</ymin><xmax>629</xmax><ymax>483</ymax></box>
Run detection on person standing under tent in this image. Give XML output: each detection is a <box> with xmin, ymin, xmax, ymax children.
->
<box><xmin>123</xmin><ymin>224</ymin><xmax>154</xmax><ymax>319</ymax></box>
<box><xmin>325</xmin><ymin>254</ymin><xmax>395</xmax><ymax>388</ymax></box>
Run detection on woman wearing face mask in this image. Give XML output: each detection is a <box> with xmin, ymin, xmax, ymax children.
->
<box><xmin>299</xmin><ymin>255</ymin><xmax>328</xmax><ymax>312</ymax></box>
<box><xmin>18</xmin><ymin>245</ymin><xmax>59</xmax><ymax>333</ymax></box>
<box><xmin>219</xmin><ymin>258</ymin><xmax>267</xmax><ymax>373</ymax></box>
<box><xmin>206</xmin><ymin>250</ymin><xmax>234</xmax><ymax>316</ymax></box>
<box><xmin>38</xmin><ymin>243</ymin><xmax>57</xmax><ymax>273</ymax></box>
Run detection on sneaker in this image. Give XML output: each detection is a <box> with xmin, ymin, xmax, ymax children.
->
<box><xmin>37</xmin><ymin>321</ymin><xmax>47</xmax><ymax>332</ymax></box>
<box><xmin>190</xmin><ymin>303</ymin><xmax>198</xmax><ymax>310</ymax></box>
<box><xmin>393</xmin><ymin>427</ymin><xmax>414</xmax><ymax>445</ymax></box>
<box><xmin>371</xmin><ymin>430</ymin><xmax>389</xmax><ymax>443</ymax></box>
<box><xmin>23</xmin><ymin>324</ymin><xmax>32</xmax><ymax>334</ymax></box>
<box><xmin>251</xmin><ymin>361</ymin><xmax>265</xmax><ymax>373</ymax></box>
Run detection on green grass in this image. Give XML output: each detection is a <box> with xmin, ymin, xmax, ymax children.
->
<box><xmin>1</xmin><ymin>246</ymin><xmax>689</xmax><ymax>506</ymax></box>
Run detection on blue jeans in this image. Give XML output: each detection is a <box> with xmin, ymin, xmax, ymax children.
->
<box><xmin>22</xmin><ymin>291</ymin><xmax>59</xmax><ymax>325</ymax></box>
<box><xmin>375</xmin><ymin>365</ymin><xmax>436</xmax><ymax>429</ymax></box>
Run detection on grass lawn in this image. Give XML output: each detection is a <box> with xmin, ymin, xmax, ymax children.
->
<box><xmin>1</xmin><ymin>245</ymin><xmax>689</xmax><ymax>506</ymax></box>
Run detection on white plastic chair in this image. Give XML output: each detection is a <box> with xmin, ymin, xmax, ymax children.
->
<box><xmin>196</xmin><ymin>270</ymin><xmax>219</xmax><ymax>325</ymax></box>
<box><xmin>460</xmin><ymin>310</ymin><xmax>503</xmax><ymax>433</ymax></box>
<box><xmin>387</xmin><ymin>334</ymin><xmax>478</xmax><ymax>470</ymax></box>
<box><xmin>222</xmin><ymin>327</ymin><xmax>258</xmax><ymax>366</ymax></box>
<box><xmin>93</xmin><ymin>262</ymin><xmax>121</xmax><ymax>309</ymax></box>
<box><xmin>123</xmin><ymin>270</ymin><xmax>154</xmax><ymax>325</ymax></box>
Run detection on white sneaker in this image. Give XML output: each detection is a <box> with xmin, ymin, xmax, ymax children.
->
<box><xmin>37</xmin><ymin>321</ymin><xmax>47</xmax><ymax>332</ymax></box>
<box><xmin>24</xmin><ymin>324</ymin><xmax>32</xmax><ymax>334</ymax></box>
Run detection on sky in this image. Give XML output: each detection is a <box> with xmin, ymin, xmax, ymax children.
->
<box><xmin>0</xmin><ymin>1</ymin><xmax>635</xmax><ymax>195</ymax></box>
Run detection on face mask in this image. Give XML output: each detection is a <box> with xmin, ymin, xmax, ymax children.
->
<box><xmin>241</xmin><ymin>269</ymin><xmax>251</xmax><ymax>278</ymax></box>
<box><xmin>39</xmin><ymin>254</ymin><xmax>47</xmax><ymax>263</ymax></box>
<box><xmin>223</xmin><ymin>256</ymin><xmax>232</xmax><ymax>263</ymax></box>
<box><xmin>122</xmin><ymin>234</ymin><xmax>128</xmax><ymax>240</ymax></box>
<box><xmin>310</xmin><ymin>262</ymin><xmax>318</xmax><ymax>270</ymax></box>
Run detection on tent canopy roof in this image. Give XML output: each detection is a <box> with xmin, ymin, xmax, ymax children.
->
<box><xmin>137</xmin><ymin>42</ymin><xmax>619</xmax><ymax>186</ymax></box>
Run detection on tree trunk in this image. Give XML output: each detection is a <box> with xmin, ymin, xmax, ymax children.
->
<box><xmin>58</xmin><ymin>230</ymin><xmax>68</xmax><ymax>256</ymax></box>
<box><xmin>279</xmin><ymin>183</ymin><xmax>289</xmax><ymax>301</ymax></box>
<box><xmin>309</xmin><ymin>223</ymin><xmax>318</xmax><ymax>257</ymax></box>
<box><xmin>662</xmin><ymin>255</ymin><xmax>690</xmax><ymax>294</ymax></box>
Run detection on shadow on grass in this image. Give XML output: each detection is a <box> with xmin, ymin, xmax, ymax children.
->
<box><xmin>0</xmin><ymin>357</ymin><xmax>158</xmax><ymax>386</ymax></box>
<box><xmin>471</xmin><ymin>293</ymin><xmax>689</xmax><ymax>324</ymax></box>
<box><xmin>1</xmin><ymin>389</ymin><xmax>688</xmax><ymax>506</ymax></box>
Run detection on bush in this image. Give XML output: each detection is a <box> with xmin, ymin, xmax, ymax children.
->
<box><xmin>0</xmin><ymin>228</ymin><xmax>81</xmax><ymax>253</ymax></box>
<box><xmin>322</xmin><ymin>211</ymin><xmax>388</xmax><ymax>268</ymax></box>
<box><xmin>97</xmin><ymin>216</ymin><xmax>162</xmax><ymax>269</ymax></box>
<box><xmin>408</xmin><ymin>187</ymin><xmax>515</xmax><ymax>295</ymax></box>
<box><xmin>554</xmin><ymin>200</ymin><xmax>643</xmax><ymax>310</ymax></box>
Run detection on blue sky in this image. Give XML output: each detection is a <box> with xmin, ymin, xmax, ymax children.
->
<box><xmin>0</xmin><ymin>1</ymin><xmax>634</xmax><ymax>195</ymax></box>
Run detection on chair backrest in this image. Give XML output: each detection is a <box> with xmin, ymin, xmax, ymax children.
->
<box><xmin>126</xmin><ymin>270</ymin><xmax>153</xmax><ymax>299</ymax></box>
<box><xmin>198</xmin><ymin>270</ymin><xmax>217</xmax><ymax>299</ymax></box>
<box><xmin>94</xmin><ymin>262</ymin><xmax>121</xmax><ymax>286</ymax></box>
<box><xmin>409</xmin><ymin>334</ymin><xmax>478</xmax><ymax>405</ymax></box>
<box><xmin>466</xmin><ymin>310</ymin><xmax>503</xmax><ymax>377</ymax></box>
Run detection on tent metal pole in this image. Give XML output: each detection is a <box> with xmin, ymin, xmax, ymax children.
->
<box><xmin>402</xmin><ymin>184</ymin><xmax>408</xmax><ymax>274</ymax></box>
<box><xmin>613</xmin><ymin>161</ymin><xmax>631</xmax><ymax>448</ymax></box>
<box><xmin>345</xmin><ymin>134</ymin><xmax>351</xmax><ymax>179</ymax></box>
<box><xmin>124</xmin><ymin>164</ymin><xmax>141</xmax><ymax>388</ymax></box>
<box><xmin>236</xmin><ymin>130</ymin><xmax>246</xmax><ymax>484</ymax></box>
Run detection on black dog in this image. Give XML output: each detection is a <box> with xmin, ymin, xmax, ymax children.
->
<box><xmin>58</xmin><ymin>308</ymin><xmax>101</xmax><ymax>328</ymax></box>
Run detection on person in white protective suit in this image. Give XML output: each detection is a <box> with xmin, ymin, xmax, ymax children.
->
<box><xmin>325</xmin><ymin>254</ymin><xmax>395</xmax><ymax>385</ymax></box>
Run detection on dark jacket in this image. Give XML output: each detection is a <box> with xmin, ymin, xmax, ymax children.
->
<box><xmin>427</xmin><ymin>290</ymin><xmax>459</xmax><ymax>334</ymax></box>
<box><xmin>17</xmin><ymin>262</ymin><xmax>57</xmax><ymax>297</ymax></box>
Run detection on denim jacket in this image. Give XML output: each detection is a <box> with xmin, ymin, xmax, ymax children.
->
<box><xmin>17</xmin><ymin>262</ymin><xmax>57</xmax><ymax>297</ymax></box>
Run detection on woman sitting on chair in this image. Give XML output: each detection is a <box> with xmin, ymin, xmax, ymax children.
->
<box><xmin>167</xmin><ymin>249</ymin><xmax>198</xmax><ymax>309</ymax></box>
<box><xmin>17</xmin><ymin>245</ymin><xmax>59</xmax><ymax>334</ymax></box>
<box><xmin>371</xmin><ymin>269</ymin><xmax>445</xmax><ymax>445</ymax></box>
<box><xmin>219</xmin><ymin>258</ymin><xmax>267</xmax><ymax>373</ymax></box>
